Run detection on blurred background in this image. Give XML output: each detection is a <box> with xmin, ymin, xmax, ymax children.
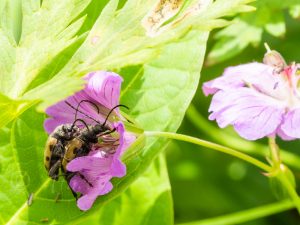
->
<box><xmin>166</xmin><ymin>3</ymin><xmax>300</xmax><ymax>225</ymax></box>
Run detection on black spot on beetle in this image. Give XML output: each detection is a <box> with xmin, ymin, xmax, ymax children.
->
<box><xmin>73</xmin><ymin>148</ymin><xmax>78</xmax><ymax>154</ymax></box>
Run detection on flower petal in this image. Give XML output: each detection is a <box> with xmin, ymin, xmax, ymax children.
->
<box><xmin>110</xmin><ymin>122</ymin><xmax>127</xmax><ymax>177</ymax></box>
<box><xmin>76</xmin><ymin>181</ymin><xmax>113</xmax><ymax>211</ymax></box>
<box><xmin>208</xmin><ymin>88</ymin><xmax>285</xmax><ymax>140</ymax></box>
<box><xmin>66</xmin><ymin>155</ymin><xmax>112</xmax><ymax>173</ymax></box>
<box><xmin>44</xmin><ymin>71</ymin><xmax>123</xmax><ymax>134</ymax></box>
<box><xmin>279</xmin><ymin>109</ymin><xmax>300</xmax><ymax>139</ymax></box>
<box><xmin>202</xmin><ymin>62</ymin><xmax>287</xmax><ymax>98</ymax></box>
<box><xmin>85</xmin><ymin>71</ymin><xmax>123</xmax><ymax>113</ymax></box>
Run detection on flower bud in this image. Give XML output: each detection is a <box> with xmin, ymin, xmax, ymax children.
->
<box><xmin>263</xmin><ymin>50</ymin><xmax>287</xmax><ymax>72</ymax></box>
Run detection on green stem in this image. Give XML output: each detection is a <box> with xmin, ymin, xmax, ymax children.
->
<box><xmin>145</xmin><ymin>131</ymin><xmax>271</xmax><ymax>172</ymax></box>
<box><xmin>177</xmin><ymin>200</ymin><xmax>294</xmax><ymax>225</ymax></box>
<box><xmin>267</xmin><ymin>138</ymin><xmax>300</xmax><ymax>213</ymax></box>
<box><xmin>268</xmin><ymin>137</ymin><xmax>280</xmax><ymax>166</ymax></box>
<box><xmin>276</xmin><ymin>166</ymin><xmax>300</xmax><ymax>214</ymax></box>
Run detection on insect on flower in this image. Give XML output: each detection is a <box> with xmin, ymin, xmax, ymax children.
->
<box><xmin>44</xmin><ymin>100</ymin><xmax>128</xmax><ymax>199</ymax></box>
<box><xmin>44</xmin><ymin>71</ymin><xmax>136</xmax><ymax>210</ymax></box>
<box><xmin>202</xmin><ymin>46</ymin><xmax>300</xmax><ymax>141</ymax></box>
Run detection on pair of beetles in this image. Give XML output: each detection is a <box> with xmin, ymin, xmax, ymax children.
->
<box><xmin>44</xmin><ymin>100</ymin><xmax>126</xmax><ymax>199</ymax></box>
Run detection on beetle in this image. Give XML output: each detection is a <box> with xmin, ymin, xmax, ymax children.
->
<box><xmin>44</xmin><ymin>100</ymin><xmax>127</xmax><ymax>198</ymax></box>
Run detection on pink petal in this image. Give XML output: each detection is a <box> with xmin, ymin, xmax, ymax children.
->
<box><xmin>110</xmin><ymin>159</ymin><xmax>126</xmax><ymax>177</ymax></box>
<box><xmin>44</xmin><ymin>71</ymin><xmax>123</xmax><ymax>134</ymax></box>
<box><xmin>76</xmin><ymin>180</ymin><xmax>113</xmax><ymax>211</ymax></box>
<box><xmin>67</xmin><ymin>156</ymin><xmax>112</xmax><ymax>172</ymax></box>
<box><xmin>77</xmin><ymin>193</ymin><xmax>97</xmax><ymax>211</ymax></box>
<box><xmin>279</xmin><ymin>109</ymin><xmax>300</xmax><ymax>139</ymax></box>
<box><xmin>69</xmin><ymin>175</ymin><xmax>91</xmax><ymax>194</ymax></box>
<box><xmin>208</xmin><ymin>88</ymin><xmax>285</xmax><ymax>140</ymax></box>
<box><xmin>85</xmin><ymin>71</ymin><xmax>123</xmax><ymax>113</ymax></box>
<box><xmin>202</xmin><ymin>63</ymin><xmax>278</xmax><ymax>96</ymax></box>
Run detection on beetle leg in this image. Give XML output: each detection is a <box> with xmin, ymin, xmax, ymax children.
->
<box><xmin>65</xmin><ymin>172</ymin><xmax>78</xmax><ymax>200</ymax></box>
<box><xmin>49</xmin><ymin>160</ymin><xmax>61</xmax><ymax>180</ymax></box>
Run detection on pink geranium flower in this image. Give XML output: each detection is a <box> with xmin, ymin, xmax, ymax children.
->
<box><xmin>44</xmin><ymin>71</ymin><xmax>135</xmax><ymax>211</ymax></box>
<box><xmin>203</xmin><ymin>49</ymin><xmax>300</xmax><ymax>141</ymax></box>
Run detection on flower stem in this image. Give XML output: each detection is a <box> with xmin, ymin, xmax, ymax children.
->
<box><xmin>145</xmin><ymin>131</ymin><xmax>271</xmax><ymax>172</ymax></box>
<box><xmin>276</xmin><ymin>165</ymin><xmax>300</xmax><ymax>213</ymax></box>
<box><xmin>268</xmin><ymin>137</ymin><xmax>281</xmax><ymax>166</ymax></box>
<box><xmin>177</xmin><ymin>199</ymin><xmax>294</xmax><ymax>225</ymax></box>
<box><xmin>267</xmin><ymin>138</ymin><xmax>300</xmax><ymax>213</ymax></box>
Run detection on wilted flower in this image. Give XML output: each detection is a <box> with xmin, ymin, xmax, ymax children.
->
<box><xmin>203</xmin><ymin>49</ymin><xmax>300</xmax><ymax>141</ymax></box>
<box><xmin>44</xmin><ymin>71</ymin><xmax>135</xmax><ymax>211</ymax></box>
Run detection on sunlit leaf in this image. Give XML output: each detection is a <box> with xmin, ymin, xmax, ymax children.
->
<box><xmin>22</xmin><ymin>0</ymin><xmax>253</xmax><ymax>111</ymax></box>
<box><xmin>1</xmin><ymin>26</ymin><xmax>208</xmax><ymax>224</ymax></box>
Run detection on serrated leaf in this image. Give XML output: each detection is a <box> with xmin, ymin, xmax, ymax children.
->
<box><xmin>21</xmin><ymin>0</ymin><xmax>253</xmax><ymax>111</ymax></box>
<box><xmin>0</xmin><ymin>0</ymin><xmax>92</xmax><ymax>126</ymax></box>
<box><xmin>207</xmin><ymin>19</ymin><xmax>262</xmax><ymax>65</ymax></box>
<box><xmin>206</xmin><ymin>0</ymin><xmax>300</xmax><ymax>65</ymax></box>
<box><xmin>0</xmin><ymin>0</ymin><xmax>91</xmax><ymax>100</ymax></box>
<box><xmin>8</xmin><ymin>0</ymin><xmax>90</xmax><ymax>98</ymax></box>
<box><xmin>1</xmin><ymin>29</ymin><xmax>208</xmax><ymax>224</ymax></box>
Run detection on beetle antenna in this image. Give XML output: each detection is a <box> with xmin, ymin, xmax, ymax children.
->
<box><xmin>102</xmin><ymin>104</ymin><xmax>129</xmax><ymax>127</ymax></box>
<box><xmin>65</xmin><ymin>101</ymin><xmax>101</xmax><ymax>124</ymax></box>
<box><xmin>71</xmin><ymin>119</ymin><xmax>90</xmax><ymax>131</ymax></box>
<box><xmin>74</xmin><ymin>100</ymin><xmax>100</xmax><ymax>121</ymax></box>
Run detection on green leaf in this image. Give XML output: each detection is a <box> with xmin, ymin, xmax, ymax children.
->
<box><xmin>0</xmin><ymin>92</ymin><xmax>37</xmax><ymax>128</ymax></box>
<box><xmin>21</xmin><ymin>0</ymin><xmax>253</xmax><ymax>111</ymax></box>
<box><xmin>1</xmin><ymin>29</ymin><xmax>208</xmax><ymax>224</ymax></box>
<box><xmin>264</xmin><ymin>12</ymin><xmax>285</xmax><ymax>37</ymax></box>
<box><xmin>207</xmin><ymin>19</ymin><xmax>262</xmax><ymax>65</ymax></box>
<box><xmin>207</xmin><ymin>0</ymin><xmax>300</xmax><ymax>65</ymax></box>
<box><xmin>0</xmin><ymin>0</ymin><xmax>92</xmax><ymax>119</ymax></box>
<box><xmin>289</xmin><ymin>4</ymin><xmax>300</xmax><ymax>18</ymax></box>
<box><xmin>9</xmin><ymin>0</ymin><xmax>90</xmax><ymax>98</ymax></box>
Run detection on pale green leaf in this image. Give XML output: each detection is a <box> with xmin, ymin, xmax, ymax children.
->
<box><xmin>264</xmin><ymin>11</ymin><xmax>285</xmax><ymax>37</ymax></box>
<box><xmin>1</xmin><ymin>29</ymin><xmax>208</xmax><ymax>224</ymax></box>
<box><xmin>207</xmin><ymin>19</ymin><xmax>262</xmax><ymax>65</ymax></box>
<box><xmin>289</xmin><ymin>4</ymin><xmax>300</xmax><ymax>18</ymax></box>
<box><xmin>1</xmin><ymin>0</ymin><xmax>91</xmax><ymax>100</ymax></box>
<box><xmin>206</xmin><ymin>0</ymin><xmax>300</xmax><ymax>65</ymax></box>
<box><xmin>0</xmin><ymin>92</ymin><xmax>37</xmax><ymax>128</ymax></box>
<box><xmin>22</xmin><ymin>0</ymin><xmax>253</xmax><ymax>112</ymax></box>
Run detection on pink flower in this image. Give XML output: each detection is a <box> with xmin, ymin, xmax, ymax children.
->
<box><xmin>44</xmin><ymin>71</ymin><xmax>135</xmax><ymax>211</ymax></box>
<box><xmin>202</xmin><ymin>50</ymin><xmax>300</xmax><ymax>141</ymax></box>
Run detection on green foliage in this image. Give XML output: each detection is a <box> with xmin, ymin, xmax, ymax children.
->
<box><xmin>207</xmin><ymin>0</ymin><xmax>300</xmax><ymax>65</ymax></box>
<box><xmin>0</xmin><ymin>0</ymin><xmax>254</xmax><ymax>124</ymax></box>
<box><xmin>0</xmin><ymin>14</ymin><xmax>210</xmax><ymax>225</ymax></box>
<box><xmin>1</xmin><ymin>0</ymin><xmax>289</xmax><ymax>225</ymax></box>
<box><xmin>1</xmin><ymin>2</ymin><xmax>216</xmax><ymax>221</ymax></box>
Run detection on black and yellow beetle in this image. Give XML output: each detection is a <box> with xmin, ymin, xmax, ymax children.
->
<box><xmin>44</xmin><ymin>124</ymin><xmax>80</xmax><ymax>180</ymax></box>
<box><xmin>44</xmin><ymin>100</ymin><xmax>127</xmax><ymax>198</ymax></box>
